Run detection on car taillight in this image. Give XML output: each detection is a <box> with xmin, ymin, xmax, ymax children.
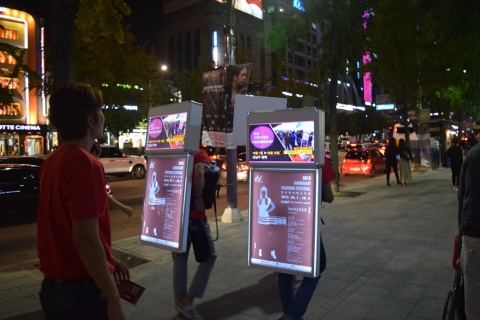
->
<box><xmin>367</xmin><ymin>159</ymin><xmax>371</xmax><ymax>164</ymax></box>
<box><xmin>222</xmin><ymin>163</ymin><xmax>226</xmax><ymax>170</ymax></box>
<box><xmin>343</xmin><ymin>158</ymin><xmax>346</xmax><ymax>163</ymax></box>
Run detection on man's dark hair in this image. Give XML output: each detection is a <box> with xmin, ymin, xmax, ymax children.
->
<box><xmin>49</xmin><ymin>82</ymin><xmax>104</xmax><ymax>141</ymax></box>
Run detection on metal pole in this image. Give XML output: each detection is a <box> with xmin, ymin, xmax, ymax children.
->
<box><xmin>222</xmin><ymin>0</ymin><xmax>243</xmax><ymax>223</ymax></box>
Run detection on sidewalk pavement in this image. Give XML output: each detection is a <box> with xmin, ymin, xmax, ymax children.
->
<box><xmin>0</xmin><ymin>168</ymin><xmax>459</xmax><ymax>320</ymax></box>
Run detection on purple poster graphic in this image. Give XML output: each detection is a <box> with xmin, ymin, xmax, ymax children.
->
<box><xmin>140</xmin><ymin>157</ymin><xmax>186</xmax><ymax>249</ymax></box>
<box><xmin>146</xmin><ymin>113</ymin><xmax>187</xmax><ymax>151</ymax></box>
<box><xmin>250</xmin><ymin>170</ymin><xmax>315</xmax><ymax>273</ymax></box>
<box><xmin>249</xmin><ymin>121</ymin><xmax>315</xmax><ymax>163</ymax></box>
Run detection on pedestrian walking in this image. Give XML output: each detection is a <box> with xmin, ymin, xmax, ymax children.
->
<box><xmin>277</xmin><ymin>156</ymin><xmax>335</xmax><ymax>320</ymax></box>
<box><xmin>446</xmin><ymin>137</ymin><xmax>463</xmax><ymax>191</ymax></box>
<box><xmin>384</xmin><ymin>137</ymin><xmax>400</xmax><ymax>186</ymax></box>
<box><xmin>172</xmin><ymin>148</ymin><xmax>217</xmax><ymax>320</ymax></box>
<box><xmin>398</xmin><ymin>138</ymin><xmax>413</xmax><ymax>187</ymax></box>
<box><xmin>36</xmin><ymin>82</ymin><xmax>129</xmax><ymax>320</ymax></box>
<box><xmin>458</xmin><ymin>142</ymin><xmax>480</xmax><ymax>320</ymax></box>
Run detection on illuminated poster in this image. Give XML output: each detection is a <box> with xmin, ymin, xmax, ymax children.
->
<box><xmin>146</xmin><ymin>112</ymin><xmax>187</xmax><ymax>151</ymax></box>
<box><xmin>140</xmin><ymin>157</ymin><xmax>187</xmax><ymax>250</ymax></box>
<box><xmin>202</xmin><ymin>69</ymin><xmax>226</xmax><ymax>147</ymax></box>
<box><xmin>216</xmin><ymin>0</ymin><xmax>263</xmax><ymax>19</ymax></box>
<box><xmin>249</xmin><ymin>121</ymin><xmax>314</xmax><ymax>163</ymax></box>
<box><xmin>249</xmin><ymin>170</ymin><xmax>317</xmax><ymax>275</ymax></box>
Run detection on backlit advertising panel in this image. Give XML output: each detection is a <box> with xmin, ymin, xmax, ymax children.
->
<box><xmin>139</xmin><ymin>154</ymin><xmax>192</xmax><ymax>252</ymax></box>
<box><xmin>249</xmin><ymin>121</ymin><xmax>315</xmax><ymax>163</ymax></box>
<box><xmin>146</xmin><ymin>112</ymin><xmax>187</xmax><ymax>151</ymax></box>
<box><xmin>248</xmin><ymin>168</ymin><xmax>321</xmax><ymax>277</ymax></box>
<box><xmin>215</xmin><ymin>0</ymin><xmax>263</xmax><ymax>19</ymax></box>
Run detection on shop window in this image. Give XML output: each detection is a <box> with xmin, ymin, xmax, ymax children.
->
<box><xmin>0</xmin><ymin>52</ymin><xmax>17</xmax><ymax>65</ymax></box>
<box><xmin>0</xmin><ymin>103</ymin><xmax>21</xmax><ymax>117</ymax></box>
<box><xmin>0</xmin><ymin>77</ymin><xmax>19</xmax><ymax>90</ymax></box>
<box><xmin>0</xmin><ymin>28</ymin><xmax>18</xmax><ymax>40</ymax></box>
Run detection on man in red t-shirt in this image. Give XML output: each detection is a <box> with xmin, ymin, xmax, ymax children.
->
<box><xmin>172</xmin><ymin>148</ymin><xmax>217</xmax><ymax>319</ymax></box>
<box><xmin>37</xmin><ymin>82</ymin><xmax>129</xmax><ymax>320</ymax></box>
<box><xmin>278</xmin><ymin>156</ymin><xmax>336</xmax><ymax>320</ymax></box>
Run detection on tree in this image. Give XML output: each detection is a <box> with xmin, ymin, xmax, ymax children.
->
<box><xmin>275</xmin><ymin>0</ymin><xmax>368</xmax><ymax>192</ymax></box>
<box><xmin>174</xmin><ymin>55</ymin><xmax>214</xmax><ymax>103</ymax></box>
<box><xmin>363</xmin><ymin>0</ymin><xmax>480</xmax><ymax>144</ymax></box>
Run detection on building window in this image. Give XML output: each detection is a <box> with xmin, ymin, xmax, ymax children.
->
<box><xmin>185</xmin><ymin>31</ymin><xmax>192</xmax><ymax>72</ymax></box>
<box><xmin>296</xmin><ymin>41</ymin><xmax>304</xmax><ymax>53</ymax></box>
<box><xmin>177</xmin><ymin>34</ymin><xmax>183</xmax><ymax>72</ymax></box>
<box><xmin>287</xmin><ymin>52</ymin><xmax>293</xmax><ymax>63</ymax></box>
<box><xmin>295</xmin><ymin>55</ymin><xmax>305</xmax><ymax>67</ymax></box>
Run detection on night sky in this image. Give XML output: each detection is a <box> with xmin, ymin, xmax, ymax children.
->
<box><xmin>0</xmin><ymin>0</ymin><xmax>162</xmax><ymax>49</ymax></box>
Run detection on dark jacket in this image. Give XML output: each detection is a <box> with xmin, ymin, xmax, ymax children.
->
<box><xmin>458</xmin><ymin>143</ymin><xmax>480</xmax><ymax>233</ymax></box>
<box><xmin>398</xmin><ymin>145</ymin><xmax>413</xmax><ymax>161</ymax></box>
<box><xmin>447</xmin><ymin>145</ymin><xmax>463</xmax><ymax>169</ymax></box>
<box><xmin>385</xmin><ymin>145</ymin><xmax>398</xmax><ymax>165</ymax></box>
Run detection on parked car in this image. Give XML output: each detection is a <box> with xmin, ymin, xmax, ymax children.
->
<box><xmin>99</xmin><ymin>145</ymin><xmax>147</xmax><ymax>179</ymax></box>
<box><xmin>0</xmin><ymin>156</ymin><xmax>45</xmax><ymax>166</ymax></box>
<box><xmin>0</xmin><ymin>163</ymin><xmax>40</xmax><ymax>226</ymax></box>
<box><xmin>340</xmin><ymin>147</ymin><xmax>386</xmax><ymax>177</ymax></box>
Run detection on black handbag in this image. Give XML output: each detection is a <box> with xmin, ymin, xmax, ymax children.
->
<box><xmin>189</xmin><ymin>220</ymin><xmax>211</xmax><ymax>263</ymax></box>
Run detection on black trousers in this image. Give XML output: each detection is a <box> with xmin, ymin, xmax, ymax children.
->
<box><xmin>385</xmin><ymin>163</ymin><xmax>399</xmax><ymax>184</ymax></box>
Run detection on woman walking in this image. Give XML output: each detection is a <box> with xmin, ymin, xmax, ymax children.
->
<box><xmin>446</xmin><ymin>137</ymin><xmax>463</xmax><ymax>191</ymax></box>
<box><xmin>384</xmin><ymin>138</ymin><xmax>400</xmax><ymax>186</ymax></box>
<box><xmin>398</xmin><ymin>138</ymin><xmax>413</xmax><ymax>187</ymax></box>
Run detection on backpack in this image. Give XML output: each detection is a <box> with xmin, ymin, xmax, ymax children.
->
<box><xmin>190</xmin><ymin>162</ymin><xmax>220</xmax><ymax>210</ymax></box>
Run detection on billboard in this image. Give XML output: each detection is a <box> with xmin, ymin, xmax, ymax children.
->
<box><xmin>146</xmin><ymin>112</ymin><xmax>187</xmax><ymax>151</ymax></box>
<box><xmin>249</xmin><ymin>121</ymin><xmax>315</xmax><ymax>163</ymax></box>
<box><xmin>139</xmin><ymin>155</ymin><xmax>192</xmax><ymax>252</ymax></box>
<box><xmin>248</xmin><ymin>168</ymin><xmax>321</xmax><ymax>277</ymax></box>
<box><xmin>216</xmin><ymin>0</ymin><xmax>263</xmax><ymax>19</ymax></box>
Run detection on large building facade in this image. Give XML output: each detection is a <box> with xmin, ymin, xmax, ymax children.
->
<box><xmin>0</xmin><ymin>7</ymin><xmax>47</xmax><ymax>156</ymax></box>
<box><xmin>158</xmin><ymin>0</ymin><xmax>365</xmax><ymax>109</ymax></box>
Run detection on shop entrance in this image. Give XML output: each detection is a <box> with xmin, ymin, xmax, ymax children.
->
<box><xmin>0</xmin><ymin>133</ymin><xmax>19</xmax><ymax>156</ymax></box>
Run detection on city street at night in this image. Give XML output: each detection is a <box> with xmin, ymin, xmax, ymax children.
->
<box><xmin>0</xmin><ymin>168</ymin><xmax>458</xmax><ymax>320</ymax></box>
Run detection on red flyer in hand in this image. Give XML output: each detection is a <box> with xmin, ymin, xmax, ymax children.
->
<box><xmin>117</xmin><ymin>280</ymin><xmax>146</xmax><ymax>305</ymax></box>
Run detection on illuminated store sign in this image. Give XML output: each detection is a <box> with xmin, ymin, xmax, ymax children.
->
<box><xmin>0</xmin><ymin>124</ymin><xmax>44</xmax><ymax>131</ymax></box>
<box><xmin>293</xmin><ymin>0</ymin><xmax>305</xmax><ymax>11</ymax></box>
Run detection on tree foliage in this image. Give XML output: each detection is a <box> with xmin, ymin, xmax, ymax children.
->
<box><xmin>274</xmin><ymin>0</ymin><xmax>368</xmax><ymax>192</ymax></box>
<box><xmin>0</xmin><ymin>41</ymin><xmax>42</xmax><ymax>104</ymax></box>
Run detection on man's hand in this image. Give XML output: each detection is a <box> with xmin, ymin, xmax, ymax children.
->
<box><xmin>122</xmin><ymin>205</ymin><xmax>134</xmax><ymax>218</ymax></box>
<box><xmin>112</xmin><ymin>257</ymin><xmax>130</xmax><ymax>283</ymax></box>
<box><xmin>194</xmin><ymin>198</ymin><xmax>205</xmax><ymax>212</ymax></box>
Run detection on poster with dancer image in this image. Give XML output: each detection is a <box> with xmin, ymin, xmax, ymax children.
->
<box><xmin>146</xmin><ymin>112</ymin><xmax>187</xmax><ymax>151</ymax></box>
<box><xmin>249</xmin><ymin>168</ymin><xmax>320</xmax><ymax>276</ymax></box>
<box><xmin>249</xmin><ymin>121</ymin><xmax>315</xmax><ymax>163</ymax></box>
<box><xmin>140</xmin><ymin>156</ymin><xmax>191</xmax><ymax>251</ymax></box>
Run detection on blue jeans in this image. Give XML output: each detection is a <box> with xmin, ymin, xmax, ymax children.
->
<box><xmin>39</xmin><ymin>278</ymin><xmax>108</xmax><ymax>320</ymax></box>
<box><xmin>172</xmin><ymin>219</ymin><xmax>217</xmax><ymax>307</ymax></box>
<box><xmin>278</xmin><ymin>273</ymin><xmax>321</xmax><ymax>320</ymax></box>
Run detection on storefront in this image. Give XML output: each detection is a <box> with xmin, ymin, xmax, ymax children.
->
<box><xmin>117</xmin><ymin>128</ymin><xmax>147</xmax><ymax>155</ymax></box>
<box><xmin>0</xmin><ymin>123</ymin><xmax>49</xmax><ymax>156</ymax></box>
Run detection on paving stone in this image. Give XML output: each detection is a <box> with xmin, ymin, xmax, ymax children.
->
<box><xmin>345</xmin><ymin>285</ymin><xmax>389</xmax><ymax>307</ymax></box>
<box><xmin>410</xmin><ymin>295</ymin><xmax>445</xmax><ymax>320</ymax></box>
<box><xmin>366</xmin><ymin>298</ymin><xmax>415</xmax><ymax>320</ymax></box>
<box><xmin>384</xmin><ymin>282</ymin><xmax>426</xmax><ymax>304</ymax></box>
<box><xmin>321</xmin><ymin>301</ymin><xmax>372</xmax><ymax>320</ymax></box>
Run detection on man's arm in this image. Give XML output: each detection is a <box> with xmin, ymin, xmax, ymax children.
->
<box><xmin>108</xmin><ymin>196</ymin><xmax>133</xmax><ymax>217</ymax></box>
<box><xmin>72</xmin><ymin>219</ymin><xmax>124</xmax><ymax>320</ymax></box>
<box><xmin>193</xmin><ymin>164</ymin><xmax>206</xmax><ymax>212</ymax></box>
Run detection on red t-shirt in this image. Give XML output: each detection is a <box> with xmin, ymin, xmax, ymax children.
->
<box><xmin>322</xmin><ymin>155</ymin><xmax>336</xmax><ymax>185</ymax></box>
<box><xmin>37</xmin><ymin>144</ymin><xmax>114</xmax><ymax>279</ymax></box>
<box><xmin>189</xmin><ymin>149</ymin><xmax>211</xmax><ymax>220</ymax></box>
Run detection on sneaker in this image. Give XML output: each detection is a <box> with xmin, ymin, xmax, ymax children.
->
<box><xmin>176</xmin><ymin>303</ymin><xmax>203</xmax><ymax>320</ymax></box>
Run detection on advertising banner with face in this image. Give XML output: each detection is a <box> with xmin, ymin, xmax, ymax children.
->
<box><xmin>202</xmin><ymin>69</ymin><xmax>226</xmax><ymax>147</ymax></box>
<box><xmin>140</xmin><ymin>156</ymin><xmax>189</xmax><ymax>251</ymax></box>
<box><xmin>225</xmin><ymin>63</ymin><xmax>252</xmax><ymax>133</ymax></box>
<box><xmin>249</xmin><ymin>169</ymin><xmax>320</xmax><ymax>276</ymax></box>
